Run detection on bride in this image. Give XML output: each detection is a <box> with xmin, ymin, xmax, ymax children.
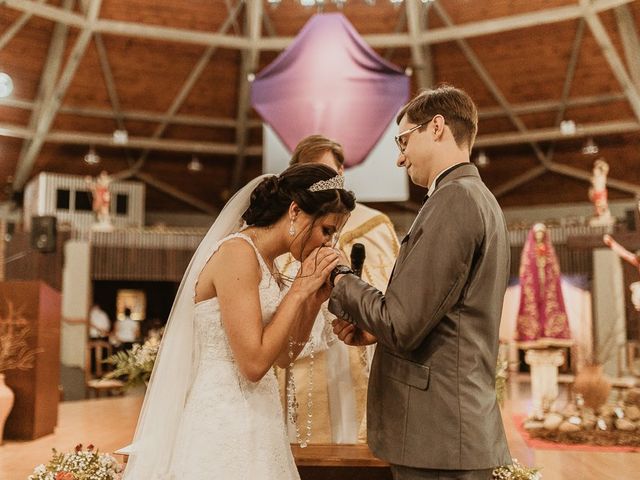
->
<box><xmin>122</xmin><ymin>163</ymin><xmax>356</xmax><ymax>479</ymax></box>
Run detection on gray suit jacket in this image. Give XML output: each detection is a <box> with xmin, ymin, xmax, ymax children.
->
<box><xmin>329</xmin><ymin>163</ymin><xmax>511</xmax><ymax>470</ymax></box>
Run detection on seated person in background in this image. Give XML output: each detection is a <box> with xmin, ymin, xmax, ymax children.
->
<box><xmin>89</xmin><ymin>303</ymin><xmax>111</xmax><ymax>341</ymax></box>
<box><xmin>114</xmin><ymin>307</ymin><xmax>141</xmax><ymax>351</ymax></box>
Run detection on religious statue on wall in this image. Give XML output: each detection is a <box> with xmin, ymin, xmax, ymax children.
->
<box><xmin>588</xmin><ymin>158</ymin><xmax>615</xmax><ymax>227</ymax></box>
<box><xmin>85</xmin><ymin>170</ymin><xmax>113</xmax><ymax>230</ymax></box>
<box><xmin>604</xmin><ymin>234</ymin><xmax>640</xmax><ymax>311</ymax></box>
<box><xmin>516</xmin><ymin>223</ymin><xmax>573</xmax><ymax>345</ymax></box>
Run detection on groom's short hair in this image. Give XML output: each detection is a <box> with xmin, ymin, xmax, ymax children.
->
<box><xmin>290</xmin><ymin>135</ymin><xmax>344</xmax><ymax>170</ymax></box>
<box><xmin>397</xmin><ymin>84</ymin><xmax>478</xmax><ymax>150</ymax></box>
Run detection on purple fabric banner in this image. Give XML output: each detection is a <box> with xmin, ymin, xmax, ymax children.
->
<box><xmin>251</xmin><ymin>13</ymin><xmax>410</xmax><ymax>168</ymax></box>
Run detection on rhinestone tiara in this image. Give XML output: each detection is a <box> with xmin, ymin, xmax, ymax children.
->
<box><xmin>307</xmin><ymin>174</ymin><xmax>345</xmax><ymax>192</ymax></box>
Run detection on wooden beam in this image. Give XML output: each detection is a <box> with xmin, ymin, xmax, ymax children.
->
<box><xmin>544</xmin><ymin>18</ymin><xmax>586</xmax><ymax>164</ymax></box>
<box><xmin>433</xmin><ymin>2</ymin><xmax>550</xmax><ymax>166</ymax></box>
<box><xmin>0</xmin><ymin>121</ymin><xmax>264</xmax><ymax>156</ymax></box>
<box><xmin>13</xmin><ymin>0</ymin><xmax>75</xmax><ymax>190</ymax></box>
<box><xmin>0</xmin><ymin>0</ymin><xmax>85</xmax><ymax>27</ymax></box>
<box><xmin>0</xmin><ymin>0</ymin><xmax>46</xmax><ymax>52</ymax></box>
<box><xmin>4</xmin><ymin>0</ymin><xmax>634</xmax><ymax>52</ymax></box>
<box><xmin>0</xmin><ymin>93</ymin><xmax>623</xmax><ymax>128</ymax></box>
<box><xmin>493</xmin><ymin>165</ymin><xmax>548</xmax><ymax>198</ymax></box>
<box><xmin>258</xmin><ymin>0</ymin><xmax>635</xmax><ymax>51</ymax></box>
<box><xmin>231</xmin><ymin>0</ymin><xmax>262</xmax><ymax>191</ymax></box>
<box><xmin>474</xmin><ymin>119</ymin><xmax>640</xmax><ymax>147</ymax></box>
<box><xmin>478</xmin><ymin>93</ymin><xmax>627</xmax><ymax>119</ymax></box>
<box><xmin>120</xmin><ymin>0</ymin><xmax>244</xmax><ymax>179</ymax></box>
<box><xmin>547</xmin><ymin>162</ymin><xmax>640</xmax><ymax>195</ymax></box>
<box><xmin>133</xmin><ymin>171</ymin><xmax>218</xmax><ymax>215</ymax></box>
<box><xmin>94</xmin><ymin>18</ymin><xmax>249</xmax><ymax>49</ymax></box>
<box><xmin>0</xmin><ymin>97</ymin><xmax>263</xmax><ymax>129</ymax></box>
<box><xmin>406</xmin><ymin>0</ymin><xmax>431</xmax><ymax>90</ymax></box>
<box><xmin>614</xmin><ymin>4</ymin><xmax>640</xmax><ymax>91</ymax></box>
<box><xmin>1</xmin><ymin>118</ymin><xmax>635</xmax><ymax>154</ymax></box>
<box><xmin>581</xmin><ymin>0</ymin><xmax>640</xmax><ymax>122</ymax></box>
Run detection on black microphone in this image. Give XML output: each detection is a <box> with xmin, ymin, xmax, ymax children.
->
<box><xmin>350</xmin><ymin>243</ymin><xmax>366</xmax><ymax>278</ymax></box>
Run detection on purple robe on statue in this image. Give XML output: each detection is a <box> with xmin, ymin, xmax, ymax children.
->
<box><xmin>250</xmin><ymin>13</ymin><xmax>410</xmax><ymax>168</ymax></box>
<box><xmin>516</xmin><ymin>225</ymin><xmax>572</xmax><ymax>343</ymax></box>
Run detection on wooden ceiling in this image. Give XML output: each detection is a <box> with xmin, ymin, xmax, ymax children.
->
<box><xmin>0</xmin><ymin>0</ymin><xmax>639</xmax><ymax>213</ymax></box>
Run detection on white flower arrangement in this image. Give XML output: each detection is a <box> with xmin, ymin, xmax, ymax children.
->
<box><xmin>103</xmin><ymin>336</ymin><xmax>160</xmax><ymax>388</ymax></box>
<box><xmin>28</xmin><ymin>444</ymin><xmax>122</xmax><ymax>480</ymax></box>
<box><xmin>493</xmin><ymin>459</ymin><xmax>541</xmax><ymax>479</ymax></box>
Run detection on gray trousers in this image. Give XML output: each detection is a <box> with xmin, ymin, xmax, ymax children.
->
<box><xmin>391</xmin><ymin>465</ymin><xmax>494</xmax><ymax>480</ymax></box>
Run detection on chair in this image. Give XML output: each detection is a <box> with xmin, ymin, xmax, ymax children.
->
<box><xmin>85</xmin><ymin>339</ymin><xmax>125</xmax><ymax>398</ymax></box>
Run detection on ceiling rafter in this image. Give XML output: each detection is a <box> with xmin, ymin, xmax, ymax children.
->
<box><xmin>406</xmin><ymin>0</ymin><xmax>432</xmax><ymax>90</ymax></box>
<box><xmin>0</xmin><ymin>97</ymin><xmax>264</xmax><ymax>128</ymax></box>
<box><xmin>12</xmin><ymin>0</ymin><xmax>102</xmax><ymax>190</ymax></box>
<box><xmin>3</xmin><ymin>0</ymin><xmax>634</xmax><ymax>51</ymax></box>
<box><xmin>0</xmin><ymin>93</ymin><xmax>626</xmax><ymax>129</ymax></box>
<box><xmin>614</xmin><ymin>3</ymin><xmax>640</xmax><ymax>91</ymax></box>
<box><xmin>117</xmin><ymin>0</ymin><xmax>244</xmax><ymax>180</ymax></box>
<box><xmin>0</xmin><ymin>0</ymin><xmax>45</xmax><ymax>52</ymax></box>
<box><xmin>2</xmin><ymin>118</ymin><xmax>635</xmax><ymax>158</ymax></box>
<box><xmin>0</xmin><ymin>120</ymin><xmax>263</xmax><ymax>156</ymax></box>
<box><xmin>432</xmin><ymin>2</ymin><xmax>550</xmax><ymax>168</ymax></box>
<box><xmin>231</xmin><ymin>0</ymin><xmax>262</xmax><ymax>192</ymax></box>
<box><xmin>13</xmin><ymin>0</ymin><xmax>75</xmax><ymax>189</ymax></box>
<box><xmin>494</xmin><ymin>18</ymin><xmax>586</xmax><ymax>198</ymax></box>
<box><xmin>133</xmin><ymin>171</ymin><xmax>218</xmax><ymax>215</ymax></box>
<box><xmin>581</xmin><ymin>0</ymin><xmax>640</xmax><ymax>122</ymax></box>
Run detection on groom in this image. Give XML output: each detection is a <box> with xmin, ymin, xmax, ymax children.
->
<box><xmin>329</xmin><ymin>86</ymin><xmax>511</xmax><ymax>479</ymax></box>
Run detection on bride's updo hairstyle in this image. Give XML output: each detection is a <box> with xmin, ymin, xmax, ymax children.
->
<box><xmin>242</xmin><ymin>163</ymin><xmax>355</xmax><ymax>228</ymax></box>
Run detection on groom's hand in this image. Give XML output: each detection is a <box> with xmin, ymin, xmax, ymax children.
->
<box><xmin>332</xmin><ymin>319</ymin><xmax>377</xmax><ymax>346</ymax></box>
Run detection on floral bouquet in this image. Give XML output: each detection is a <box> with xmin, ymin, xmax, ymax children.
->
<box><xmin>28</xmin><ymin>444</ymin><xmax>122</xmax><ymax>480</ymax></box>
<box><xmin>493</xmin><ymin>459</ymin><xmax>541</xmax><ymax>479</ymax></box>
<box><xmin>103</xmin><ymin>336</ymin><xmax>160</xmax><ymax>388</ymax></box>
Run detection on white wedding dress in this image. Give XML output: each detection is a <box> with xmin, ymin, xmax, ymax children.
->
<box><xmin>166</xmin><ymin>232</ymin><xmax>300</xmax><ymax>479</ymax></box>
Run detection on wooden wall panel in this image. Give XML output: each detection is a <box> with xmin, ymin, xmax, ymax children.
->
<box><xmin>2</xmin><ymin>281</ymin><xmax>61</xmax><ymax>440</ymax></box>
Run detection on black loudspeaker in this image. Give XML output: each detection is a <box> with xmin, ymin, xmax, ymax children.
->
<box><xmin>30</xmin><ymin>216</ymin><xmax>57</xmax><ymax>253</ymax></box>
<box><xmin>625</xmin><ymin>209</ymin><xmax>637</xmax><ymax>232</ymax></box>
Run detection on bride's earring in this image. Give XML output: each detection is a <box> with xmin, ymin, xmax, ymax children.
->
<box><xmin>289</xmin><ymin>218</ymin><xmax>296</xmax><ymax>237</ymax></box>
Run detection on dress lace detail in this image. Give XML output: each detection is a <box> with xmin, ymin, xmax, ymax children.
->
<box><xmin>167</xmin><ymin>232</ymin><xmax>299</xmax><ymax>480</ymax></box>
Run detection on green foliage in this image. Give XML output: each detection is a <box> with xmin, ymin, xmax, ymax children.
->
<box><xmin>103</xmin><ymin>337</ymin><xmax>159</xmax><ymax>389</ymax></box>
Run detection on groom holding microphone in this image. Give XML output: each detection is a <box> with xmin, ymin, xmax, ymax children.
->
<box><xmin>329</xmin><ymin>85</ymin><xmax>511</xmax><ymax>480</ymax></box>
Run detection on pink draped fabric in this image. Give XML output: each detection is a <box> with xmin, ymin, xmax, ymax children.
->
<box><xmin>515</xmin><ymin>226</ymin><xmax>572</xmax><ymax>343</ymax></box>
<box><xmin>250</xmin><ymin>13</ymin><xmax>410</xmax><ymax>168</ymax></box>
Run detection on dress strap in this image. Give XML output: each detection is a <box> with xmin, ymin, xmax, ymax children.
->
<box><xmin>193</xmin><ymin>231</ymin><xmax>276</xmax><ymax>301</ymax></box>
<box><xmin>233</xmin><ymin>232</ymin><xmax>274</xmax><ymax>278</ymax></box>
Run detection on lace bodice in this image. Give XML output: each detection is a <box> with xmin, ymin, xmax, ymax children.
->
<box><xmin>193</xmin><ymin>232</ymin><xmax>283</xmax><ymax>364</ymax></box>
<box><xmin>167</xmin><ymin>232</ymin><xmax>299</xmax><ymax>480</ymax></box>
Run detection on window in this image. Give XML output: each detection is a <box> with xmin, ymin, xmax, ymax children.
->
<box><xmin>75</xmin><ymin>190</ymin><xmax>93</xmax><ymax>211</ymax></box>
<box><xmin>56</xmin><ymin>189</ymin><xmax>70</xmax><ymax>210</ymax></box>
<box><xmin>116</xmin><ymin>193</ymin><xmax>128</xmax><ymax>215</ymax></box>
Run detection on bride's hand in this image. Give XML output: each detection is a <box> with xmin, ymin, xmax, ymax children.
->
<box><xmin>293</xmin><ymin>247</ymin><xmax>340</xmax><ymax>298</ymax></box>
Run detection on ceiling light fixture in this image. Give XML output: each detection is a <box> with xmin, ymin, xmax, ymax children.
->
<box><xmin>581</xmin><ymin>137</ymin><xmax>599</xmax><ymax>155</ymax></box>
<box><xmin>475</xmin><ymin>150</ymin><xmax>489</xmax><ymax>168</ymax></box>
<box><xmin>112</xmin><ymin>129</ymin><xmax>129</xmax><ymax>145</ymax></box>
<box><xmin>187</xmin><ymin>155</ymin><xmax>203</xmax><ymax>172</ymax></box>
<box><xmin>559</xmin><ymin>120</ymin><xmax>576</xmax><ymax>136</ymax></box>
<box><xmin>0</xmin><ymin>72</ymin><xmax>14</xmax><ymax>98</ymax></box>
<box><xmin>84</xmin><ymin>146</ymin><xmax>100</xmax><ymax>165</ymax></box>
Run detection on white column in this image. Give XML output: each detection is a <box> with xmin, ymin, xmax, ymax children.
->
<box><xmin>525</xmin><ymin>348</ymin><xmax>566</xmax><ymax>418</ymax></box>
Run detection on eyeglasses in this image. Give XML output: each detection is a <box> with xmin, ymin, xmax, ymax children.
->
<box><xmin>394</xmin><ymin>118</ymin><xmax>435</xmax><ymax>154</ymax></box>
